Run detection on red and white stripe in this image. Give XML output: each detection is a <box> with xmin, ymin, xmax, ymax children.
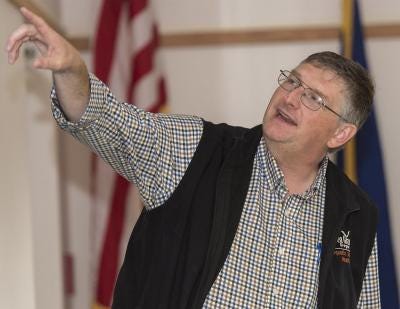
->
<box><xmin>92</xmin><ymin>0</ymin><xmax>167</xmax><ymax>307</ymax></box>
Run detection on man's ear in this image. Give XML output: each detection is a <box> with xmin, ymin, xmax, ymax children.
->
<box><xmin>327</xmin><ymin>123</ymin><xmax>358</xmax><ymax>149</ymax></box>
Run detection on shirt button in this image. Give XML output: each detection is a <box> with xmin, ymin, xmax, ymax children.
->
<box><xmin>278</xmin><ymin>247</ymin><xmax>285</xmax><ymax>256</ymax></box>
<box><xmin>273</xmin><ymin>287</ymin><xmax>280</xmax><ymax>296</ymax></box>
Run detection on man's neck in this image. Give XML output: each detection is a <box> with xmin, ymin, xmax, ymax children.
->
<box><xmin>266</xmin><ymin>141</ymin><xmax>326</xmax><ymax>195</ymax></box>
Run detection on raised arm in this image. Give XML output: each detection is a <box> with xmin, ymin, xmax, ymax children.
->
<box><xmin>6</xmin><ymin>7</ymin><xmax>204</xmax><ymax>211</ymax></box>
<box><xmin>6</xmin><ymin>7</ymin><xmax>88</xmax><ymax>122</ymax></box>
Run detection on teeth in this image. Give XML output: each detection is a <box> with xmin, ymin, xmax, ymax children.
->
<box><xmin>278</xmin><ymin>111</ymin><xmax>296</xmax><ymax>125</ymax></box>
<box><xmin>279</xmin><ymin>111</ymin><xmax>290</xmax><ymax>121</ymax></box>
<box><xmin>281</xmin><ymin>112</ymin><xmax>289</xmax><ymax>120</ymax></box>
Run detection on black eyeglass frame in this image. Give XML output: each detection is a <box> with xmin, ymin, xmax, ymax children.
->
<box><xmin>278</xmin><ymin>69</ymin><xmax>350</xmax><ymax>123</ymax></box>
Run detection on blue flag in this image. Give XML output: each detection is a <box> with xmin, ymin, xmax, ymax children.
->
<box><xmin>338</xmin><ymin>1</ymin><xmax>399</xmax><ymax>307</ymax></box>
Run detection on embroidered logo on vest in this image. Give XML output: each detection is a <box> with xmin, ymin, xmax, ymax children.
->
<box><xmin>333</xmin><ymin>230</ymin><xmax>351</xmax><ymax>264</ymax></box>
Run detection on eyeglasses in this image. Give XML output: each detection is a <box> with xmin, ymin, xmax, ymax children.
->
<box><xmin>278</xmin><ymin>70</ymin><xmax>349</xmax><ymax>122</ymax></box>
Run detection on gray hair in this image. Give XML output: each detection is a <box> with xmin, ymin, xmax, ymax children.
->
<box><xmin>301</xmin><ymin>51</ymin><xmax>374</xmax><ymax>128</ymax></box>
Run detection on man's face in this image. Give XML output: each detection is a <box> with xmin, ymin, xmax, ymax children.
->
<box><xmin>263</xmin><ymin>63</ymin><xmax>347</xmax><ymax>155</ymax></box>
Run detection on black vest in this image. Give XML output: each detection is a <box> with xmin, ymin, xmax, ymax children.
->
<box><xmin>112</xmin><ymin>121</ymin><xmax>378</xmax><ymax>309</ymax></box>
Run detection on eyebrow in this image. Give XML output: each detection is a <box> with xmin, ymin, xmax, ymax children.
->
<box><xmin>291</xmin><ymin>69</ymin><xmax>329</xmax><ymax>101</ymax></box>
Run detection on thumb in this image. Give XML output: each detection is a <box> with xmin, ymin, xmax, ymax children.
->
<box><xmin>32</xmin><ymin>57</ymin><xmax>49</xmax><ymax>70</ymax></box>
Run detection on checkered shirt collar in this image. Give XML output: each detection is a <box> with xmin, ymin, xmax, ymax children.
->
<box><xmin>257</xmin><ymin>137</ymin><xmax>329</xmax><ymax>199</ymax></box>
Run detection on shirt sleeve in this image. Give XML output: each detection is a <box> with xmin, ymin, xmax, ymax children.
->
<box><xmin>357</xmin><ymin>236</ymin><xmax>381</xmax><ymax>308</ymax></box>
<box><xmin>51</xmin><ymin>73</ymin><xmax>203</xmax><ymax>210</ymax></box>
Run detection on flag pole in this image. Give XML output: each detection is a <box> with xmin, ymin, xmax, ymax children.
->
<box><xmin>342</xmin><ymin>0</ymin><xmax>358</xmax><ymax>183</ymax></box>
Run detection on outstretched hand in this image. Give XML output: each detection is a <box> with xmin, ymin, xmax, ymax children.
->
<box><xmin>6</xmin><ymin>6</ymin><xmax>83</xmax><ymax>74</ymax></box>
<box><xmin>6</xmin><ymin>7</ymin><xmax>90</xmax><ymax>122</ymax></box>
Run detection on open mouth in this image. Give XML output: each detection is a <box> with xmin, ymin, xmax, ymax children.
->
<box><xmin>276</xmin><ymin>109</ymin><xmax>297</xmax><ymax>126</ymax></box>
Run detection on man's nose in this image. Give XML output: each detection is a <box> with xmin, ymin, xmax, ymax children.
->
<box><xmin>283</xmin><ymin>87</ymin><xmax>303</xmax><ymax>108</ymax></box>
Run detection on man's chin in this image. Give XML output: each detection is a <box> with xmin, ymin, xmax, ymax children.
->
<box><xmin>263</xmin><ymin>122</ymin><xmax>295</xmax><ymax>141</ymax></box>
<box><xmin>263</xmin><ymin>131</ymin><xmax>292</xmax><ymax>144</ymax></box>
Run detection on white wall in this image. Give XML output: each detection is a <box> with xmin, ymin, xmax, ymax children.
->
<box><xmin>0</xmin><ymin>2</ymin><xmax>64</xmax><ymax>309</ymax></box>
<box><xmin>0</xmin><ymin>5</ymin><xmax>35</xmax><ymax>309</ymax></box>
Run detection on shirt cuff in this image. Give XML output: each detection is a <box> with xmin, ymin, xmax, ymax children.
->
<box><xmin>51</xmin><ymin>73</ymin><xmax>108</xmax><ymax>132</ymax></box>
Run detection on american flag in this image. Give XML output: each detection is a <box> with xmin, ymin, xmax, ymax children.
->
<box><xmin>92</xmin><ymin>0</ymin><xmax>167</xmax><ymax>307</ymax></box>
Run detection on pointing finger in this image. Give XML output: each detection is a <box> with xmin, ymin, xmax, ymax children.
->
<box><xmin>19</xmin><ymin>7</ymin><xmax>50</xmax><ymax>39</ymax></box>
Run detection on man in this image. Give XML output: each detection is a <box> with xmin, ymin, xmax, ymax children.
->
<box><xmin>6</xmin><ymin>7</ymin><xmax>380</xmax><ymax>308</ymax></box>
